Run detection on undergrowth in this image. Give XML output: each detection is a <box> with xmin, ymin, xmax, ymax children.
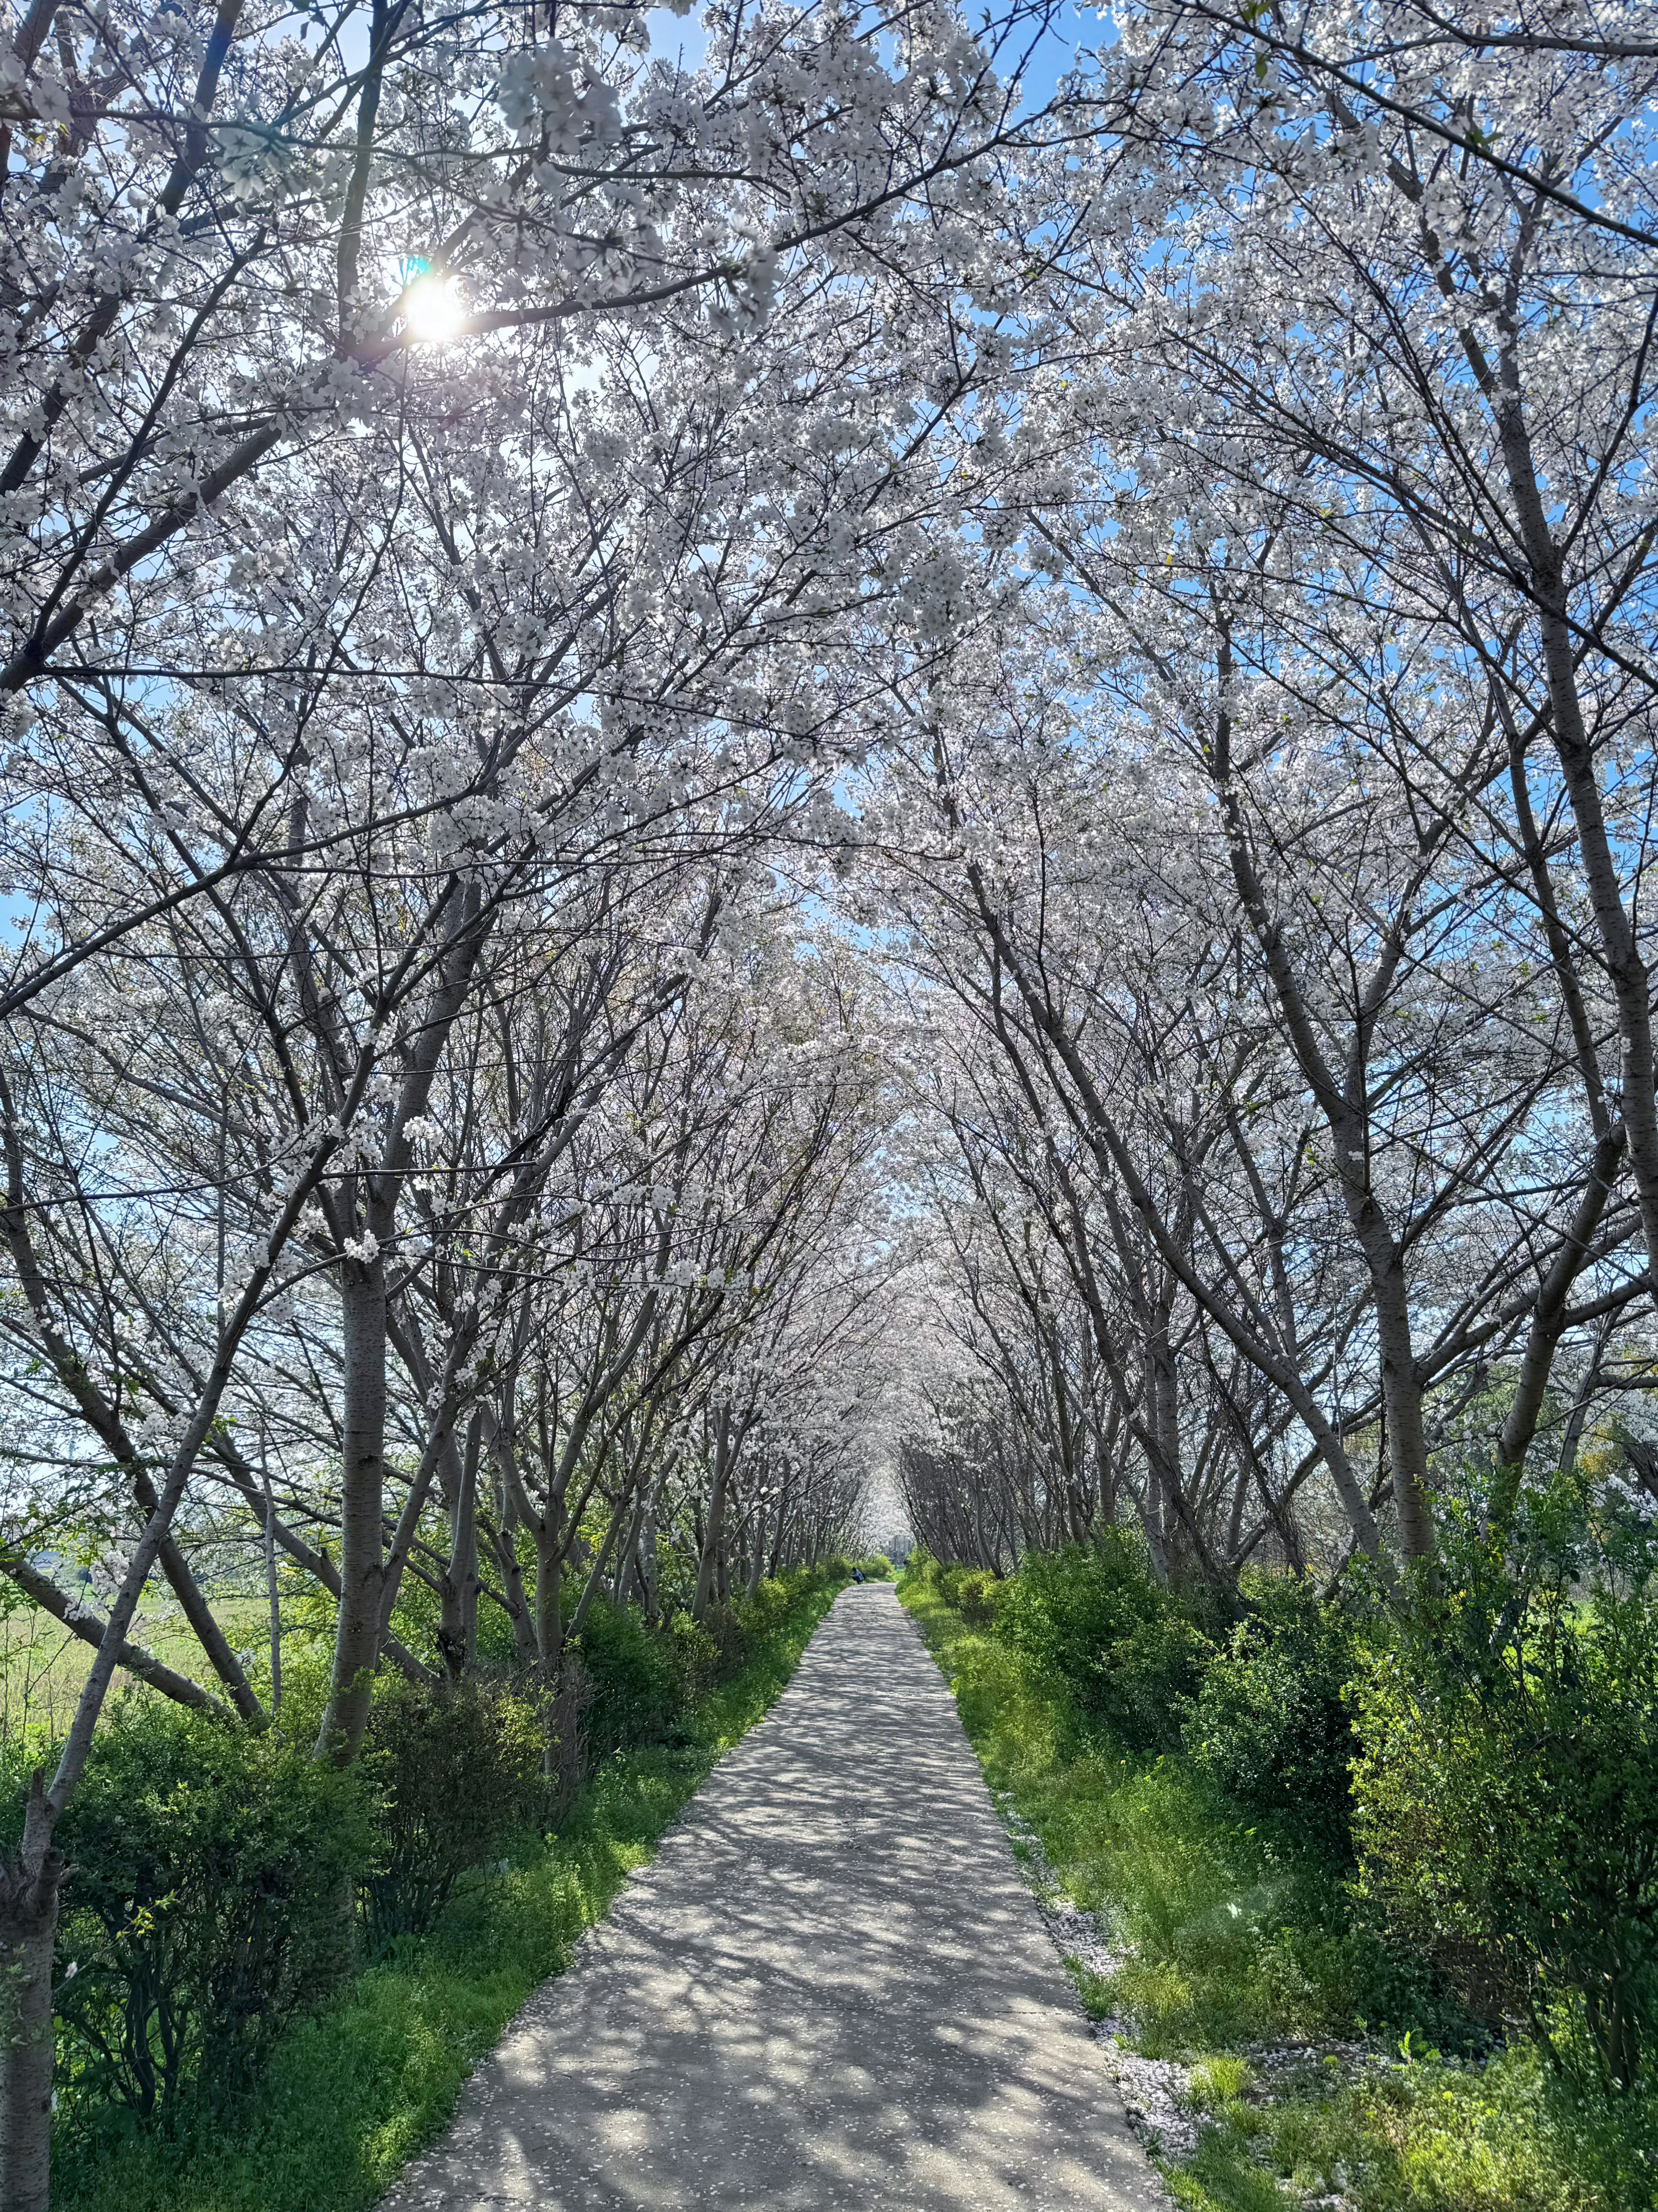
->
<box><xmin>901</xmin><ymin>1563</ymin><xmax>1658</xmax><ymax>2212</ymax></box>
<box><xmin>51</xmin><ymin>1568</ymin><xmax>848</xmax><ymax>2212</ymax></box>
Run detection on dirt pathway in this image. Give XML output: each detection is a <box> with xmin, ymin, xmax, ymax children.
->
<box><xmin>383</xmin><ymin>1583</ymin><xmax>1160</xmax><ymax>2210</ymax></box>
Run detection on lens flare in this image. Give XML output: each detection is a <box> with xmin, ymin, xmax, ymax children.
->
<box><xmin>405</xmin><ymin>272</ymin><xmax>465</xmax><ymax>344</ymax></box>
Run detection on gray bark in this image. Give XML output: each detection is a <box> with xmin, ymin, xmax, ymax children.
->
<box><xmin>693</xmin><ymin>1411</ymin><xmax>734</xmax><ymax>1620</ymax></box>
<box><xmin>315</xmin><ymin>1251</ymin><xmax>389</xmax><ymax>1762</ymax></box>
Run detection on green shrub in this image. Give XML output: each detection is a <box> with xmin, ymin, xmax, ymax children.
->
<box><xmin>904</xmin><ymin>1559</ymin><xmax>1485</xmax><ymax>2060</ymax></box>
<box><xmin>732</xmin><ymin>1576</ymin><xmax>793</xmax><ymax>1634</ymax></box>
<box><xmin>572</xmin><ymin>1597</ymin><xmax>682</xmax><ymax>1755</ymax></box>
<box><xmin>1352</xmin><ymin>1484</ymin><xmax>1658</xmax><ymax>2091</ymax></box>
<box><xmin>692</xmin><ymin>1600</ymin><xmax>749</xmax><ymax>1676</ymax></box>
<box><xmin>937</xmin><ymin>1564</ymin><xmax>1002</xmax><ymax>1626</ymax></box>
<box><xmin>998</xmin><ymin>1535</ymin><xmax>1214</xmax><ymax>1752</ymax></box>
<box><xmin>695</xmin><ymin>1575</ymin><xmax>795</xmax><ymax>1677</ymax></box>
<box><xmin>1182</xmin><ymin>1574</ymin><xmax>1360</xmax><ymax>1854</ymax></box>
<box><xmin>663</xmin><ymin>1609</ymin><xmax>722</xmax><ymax>1702</ymax></box>
<box><xmin>359</xmin><ymin>1675</ymin><xmax>551</xmax><ymax>1954</ymax></box>
<box><xmin>43</xmin><ymin>1698</ymin><xmax>368</xmax><ymax>2122</ymax></box>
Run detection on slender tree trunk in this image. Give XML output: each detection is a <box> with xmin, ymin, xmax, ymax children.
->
<box><xmin>724</xmin><ymin>1472</ymin><xmax>742</xmax><ymax>1600</ymax></box>
<box><xmin>483</xmin><ymin>1517</ymin><xmax>538</xmax><ymax>1663</ymax></box>
<box><xmin>150</xmin><ymin>1520</ymin><xmax>266</xmax><ymax>1725</ymax></box>
<box><xmin>1098</xmin><ymin>1400</ymin><xmax>1121</xmax><ymax>1528</ymax></box>
<box><xmin>1536</xmin><ymin>638</ymin><xmax>1658</xmax><ymax>1255</ymax></box>
<box><xmin>261</xmin><ymin>1447</ymin><xmax>283</xmax><ymax>1719</ymax></box>
<box><xmin>1346</xmin><ymin>1216</ymin><xmax>1434</xmax><ymax>1563</ymax></box>
<box><xmin>611</xmin><ymin>1502</ymin><xmax>640</xmax><ymax>1608</ymax></box>
<box><xmin>534</xmin><ymin>1521</ymin><xmax>561</xmax><ymax>1665</ymax></box>
<box><xmin>1224</xmin><ymin>1464</ymin><xmax>1248</xmax><ymax>1560</ymax></box>
<box><xmin>1494</xmin><ymin>1124</ymin><xmax>1625</xmax><ymax>1519</ymax></box>
<box><xmin>1559</xmin><ymin>1320</ymin><xmax>1614</xmax><ymax>1478</ymax></box>
<box><xmin>1139</xmin><ymin>1458</ymin><xmax>1170</xmax><ymax>1581</ymax></box>
<box><xmin>316</xmin><ymin>1252</ymin><xmax>388</xmax><ymax>1762</ymax></box>
<box><xmin>568</xmin><ymin>1491</ymin><xmax>634</xmax><ymax>1645</ymax></box>
<box><xmin>438</xmin><ymin>1421</ymin><xmax>479</xmax><ymax>1681</ymax></box>
<box><xmin>1148</xmin><ymin>1314</ymin><xmax>1184</xmax><ymax>1563</ymax></box>
<box><xmin>640</xmin><ymin>1490</ymin><xmax>660</xmax><ymax>1623</ymax></box>
<box><xmin>692</xmin><ymin>1414</ymin><xmax>732</xmax><ymax>1620</ymax></box>
<box><xmin>745</xmin><ymin>1498</ymin><xmax>767</xmax><ymax>1599</ymax></box>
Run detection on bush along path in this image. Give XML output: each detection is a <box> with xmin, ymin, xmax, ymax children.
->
<box><xmin>31</xmin><ymin>1564</ymin><xmax>866</xmax><ymax>2212</ymax></box>
<box><xmin>383</xmin><ymin>1583</ymin><xmax>1160</xmax><ymax>2212</ymax></box>
<box><xmin>901</xmin><ymin>1546</ymin><xmax>1658</xmax><ymax>2212</ymax></box>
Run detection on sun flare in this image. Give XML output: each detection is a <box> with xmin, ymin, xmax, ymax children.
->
<box><xmin>404</xmin><ymin>272</ymin><xmax>465</xmax><ymax>345</ymax></box>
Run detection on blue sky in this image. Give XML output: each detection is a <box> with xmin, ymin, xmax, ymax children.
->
<box><xmin>646</xmin><ymin>3</ymin><xmax>1113</xmax><ymax>110</ymax></box>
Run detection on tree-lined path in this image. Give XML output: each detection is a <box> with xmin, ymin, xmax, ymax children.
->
<box><xmin>383</xmin><ymin>1586</ymin><xmax>1157</xmax><ymax>2210</ymax></box>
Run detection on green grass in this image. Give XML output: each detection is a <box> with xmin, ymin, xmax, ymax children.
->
<box><xmin>900</xmin><ymin>1564</ymin><xmax>1372</xmax><ymax>2051</ymax></box>
<box><xmin>53</xmin><ymin>1570</ymin><xmax>848</xmax><ymax>2212</ymax></box>
<box><xmin>1166</xmin><ymin>2043</ymin><xmax>1654</xmax><ymax>2212</ymax></box>
<box><xmin>0</xmin><ymin>1596</ymin><xmax>288</xmax><ymax>1741</ymax></box>
<box><xmin>900</xmin><ymin>1564</ymin><xmax>1658</xmax><ymax>2212</ymax></box>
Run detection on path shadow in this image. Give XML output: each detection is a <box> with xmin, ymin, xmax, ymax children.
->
<box><xmin>383</xmin><ymin>1586</ymin><xmax>1161</xmax><ymax>2210</ymax></box>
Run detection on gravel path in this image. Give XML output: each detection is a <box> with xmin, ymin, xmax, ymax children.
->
<box><xmin>383</xmin><ymin>1583</ymin><xmax>1162</xmax><ymax>2210</ymax></box>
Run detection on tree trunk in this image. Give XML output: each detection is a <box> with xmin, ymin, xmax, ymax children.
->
<box><xmin>692</xmin><ymin>1414</ymin><xmax>732</xmax><ymax>1620</ymax></box>
<box><xmin>639</xmin><ymin>1491</ymin><xmax>660</xmax><ymax>1623</ymax></box>
<box><xmin>1351</xmin><ymin>1222</ymin><xmax>1434</xmax><ymax>1564</ymax></box>
<box><xmin>745</xmin><ymin>1498</ymin><xmax>767</xmax><ymax>1599</ymax></box>
<box><xmin>534</xmin><ymin>1520</ymin><xmax>561</xmax><ymax>1665</ymax></box>
<box><xmin>315</xmin><ymin>1251</ymin><xmax>388</xmax><ymax>1762</ymax></box>
<box><xmin>485</xmin><ymin>1517</ymin><xmax>539</xmax><ymax>1664</ymax></box>
<box><xmin>568</xmin><ymin>1491</ymin><xmax>634</xmax><ymax>1645</ymax></box>
<box><xmin>1493</xmin><ymin>1124</ymin><xmax>1625</xmax><ymax>1521</ymax></box>
<box><xmin>437</xmin><ymin>1422</ymin><xmax>479</xmax><ymax>1681</ymax></box>
<box><xmin>1138</xmin><ymin>1462</ymin><xmax>1170</xmax><ymax>1582</ymax></box>
<box><xmin>0</xmin><ymin>1783</ymin><xmax>63</xmax><ymax>2212</ymax></box>
<box><xmin>1098</xmin><ymin>1401</ymin><xmax>1121</xmax><ymax>1528</ymax></box>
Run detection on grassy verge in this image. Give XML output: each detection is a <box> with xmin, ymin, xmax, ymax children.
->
<box><xmin>54</xmin><ymin>1569</ymin><xmax>849</xmax><ymax>2212</ymax></box>
<box><xmin>900</xmin><ymin>1568</ymin><xmax>1652</xmax><ymax>2212</ymax></box>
